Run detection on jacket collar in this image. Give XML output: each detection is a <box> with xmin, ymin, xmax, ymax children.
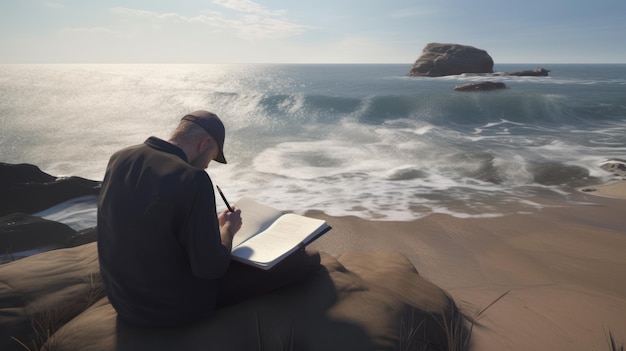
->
<box><xmin>144</xmin><ymin>137</ymin><xmax>188</xmax><ymax>163</ymax></box>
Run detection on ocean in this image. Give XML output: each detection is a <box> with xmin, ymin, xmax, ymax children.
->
<box><xmin>1</xmin><ymin>63</ymin><xmax>625</xmax><ymax>229</ymax></box>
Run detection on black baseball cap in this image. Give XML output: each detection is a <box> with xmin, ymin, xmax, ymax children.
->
<box><xmin>181</xmin><ymin>110</ymin><xmax>227</xmax><ymax>164</ymax></box>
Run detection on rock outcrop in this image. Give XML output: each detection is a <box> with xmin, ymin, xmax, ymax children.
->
<box><xmin>502</xmin><ymin>67</ymin><xmax>550</xmax><ymax>76</ymax></box>
<box><xmin>1</xmin><ymin>213</ymin><xmax>77</xmax><ymax>260</ymax></box>
<box><xmin>0</xmin><ymin>163</ymin><xmax>101</xmax><ymax>217</ymax></box>
<box><xmin>454</xmin><ymin>81</ymin><xmax>507</xmax><ymax>92</ymax></box>
<box><xmin>408</xmin><ymin>43</ymin><xmax>494</xmax><ymax>77</ymax></box>
<box><xmin>0</xmin><ymin>163</ymin><xmax>100</xmax><ymax>261</ymax></box>
<box><xmin>0</xmin><ymin>163</ymin><xmax>100</xmax><ymax>263</ymax></box>
<box><xmin>601</xmin><ymin>159</ymin><xmax>626</xmax><ymax>178</ymax></box>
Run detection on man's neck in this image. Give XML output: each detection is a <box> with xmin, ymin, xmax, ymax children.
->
<box><xmin>167</xmin><ymin>138</ymin><xmax>194</xmax><ymax>163</ymax></box>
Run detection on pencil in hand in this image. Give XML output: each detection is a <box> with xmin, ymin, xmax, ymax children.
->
<box><xmin>216</xmin><ymin>185</ymin><xmax>233</xmax><ymax>212</ymax></box>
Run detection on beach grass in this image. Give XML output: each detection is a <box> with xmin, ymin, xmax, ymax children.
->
<box><xmin>10</xmin><ymin>272</ymin><xmax>105</xmax><ymax>351</ymax></box>
<box><xmin>393</xmin><ymin>291</ymin><xmax>510</xmax><ymax>351</ymax></box>
<box><xmin>606</xmin><ymin>328</ymin><xmax>624</xmax><ymax>351</ymax></box>
<box><xmin>460</xmin><ymin>290</ymin><xmax>511</xmax><ymax>350</ymax></box>
<box><xmin>11</xmin><ymin>308</ymin><xmax>61</xmax><ymax>351</ymax></box>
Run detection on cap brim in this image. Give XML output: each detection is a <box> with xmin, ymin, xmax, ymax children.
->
<box><xmin>215</xmin><ymin>151</ymin><xmax>227</xmax><ymax>164</ymax></box>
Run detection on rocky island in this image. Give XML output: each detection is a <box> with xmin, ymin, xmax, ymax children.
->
<box><xmin>408</xmin><ymin>42</ymin><xmax>551</xmax><ymax>91</ymax></box>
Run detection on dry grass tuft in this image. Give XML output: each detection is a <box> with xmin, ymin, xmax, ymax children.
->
<box><xmin>11</xmin><ymin>272</ymin><xmax>106</xmax><ymax>351</ymax></box>
<box><xmin>605</xmin><ymin>327</ymin><xmax>624</xmax><ymax>351</ymax></box>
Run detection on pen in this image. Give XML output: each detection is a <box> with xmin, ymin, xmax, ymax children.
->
<box><xmin>216</xmin><ymin>185</ymin><xmax>233</xmax><ymax>212</ymax></box>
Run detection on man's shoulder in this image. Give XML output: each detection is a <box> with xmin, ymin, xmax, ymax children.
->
<box><xmin>106</xmin><ymin>139</ymin><xmax>212</xmax><ymax>187</ymax></box>
<box><xmin>110</xmin><ymin>142</ymin><xmax>148</xmax><ymax>158</ymax></box>
<box><xmin>110</xmin><ymin>138</ymin><xmax>175</xmax><ymax>164</ymax></box>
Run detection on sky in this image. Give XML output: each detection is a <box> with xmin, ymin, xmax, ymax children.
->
<box><xmin>1</xmin><ymin>0</ymin><xmax>625</xmax><ymax>64</ymax></box>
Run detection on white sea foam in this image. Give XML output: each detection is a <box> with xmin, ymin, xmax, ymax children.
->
<box><xmin>33</xmin><ymin>195</ymin><xmax>99</xmax><ymax>231</ymax></box>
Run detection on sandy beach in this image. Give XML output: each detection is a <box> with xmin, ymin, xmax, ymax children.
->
<box><xmin>309</xmin><ymin>183</ymin><xmax>626</xmax><ymax>350</ymax></box>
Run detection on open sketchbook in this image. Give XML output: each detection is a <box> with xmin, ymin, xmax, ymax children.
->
<box><xmin>229</xmin><ymin>197</ymin><xmax>331</xmax><ymax>270</ymax></box>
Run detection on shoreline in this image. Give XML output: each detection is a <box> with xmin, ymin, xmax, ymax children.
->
<box><xmin>308</xmin><ymin>183</ymin><xmax>626</xmax><ymax>350</ymax></box>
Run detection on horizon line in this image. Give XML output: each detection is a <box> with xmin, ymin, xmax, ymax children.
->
<box><xmin>1</xmin><ymin>61</ymin><xmax>625</xmax><ymax>65</ymax></box>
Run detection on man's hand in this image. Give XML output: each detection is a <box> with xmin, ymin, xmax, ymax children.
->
<box><xmin>218</xmin><ymin>206</ymin><xmax>242</xmax><ymax>251</ymax></box>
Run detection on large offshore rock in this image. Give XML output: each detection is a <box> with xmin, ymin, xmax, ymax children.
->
<box><xmin>409</xmin><ymin>42</ymin><xmax>494</xmax><ymax>77</ymax></box>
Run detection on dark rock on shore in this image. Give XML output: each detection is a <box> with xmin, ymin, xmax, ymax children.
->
<box><xmin>0</xmin><ymin>213</ymin><xmax>76</xmax><ymax>262</ymax></box>
<box><xmin>0</xmin><ymin>163</ymin><xmax>101</xmax><ymax>262</ymax></box>
<box><xmin>408</xmin><ymin>42</ymin><xmax>494</xmax><ymax>77</ymax></box>
<box><xmin>0</xmin><ymin>163</ymin><xmax>101</xmax><ymax>217</ymax></box>
<box><xmin>72</xmin><ymin>227</ymin><xmax>98</xmax><ymax>247</ymax></box>
<box><xmin>601</xmin><ymin>159</ymin><xmax>626</xmax><ymax>178</ymax></box>
<box><xmin>0</xmin><ymin>213</ymin><xmax>98</xmax><ymax>264</ymax></box>
<box><xmin>454</xmin><ymin>81</ymin><xmax>507</xmax><ymax>92</ymax></box>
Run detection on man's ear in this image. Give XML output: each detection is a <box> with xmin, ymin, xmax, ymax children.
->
<box><xmin>197</xmin><ymin>135</ymin><xmax>213</xmax><ymax>152</ymax></box>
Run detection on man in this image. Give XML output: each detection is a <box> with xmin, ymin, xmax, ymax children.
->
<box><xmin>98</xmin><ymin>110</ymin><xmax>320</xmax><ymax>327</ymax></box>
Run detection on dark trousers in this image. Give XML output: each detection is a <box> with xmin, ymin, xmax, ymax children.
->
<box><xmin>215</xmin><ymin>248</ymin><xmax>321</xmax><ymax>307</ymax></box>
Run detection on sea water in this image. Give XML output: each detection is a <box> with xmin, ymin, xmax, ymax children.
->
<box><xmin>1</xmin><ymin>64</ymin><xmax>625</xmax><ymax>227</ymax></box>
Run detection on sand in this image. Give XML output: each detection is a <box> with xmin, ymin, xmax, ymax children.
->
<box><xmin>2</xmin><ymin>180</ymin><xmax>624</xmax><ymax>350</ymax></box>
<box><xmin>309</xmin><ymin>183</ymin><xmax>626</xmax><ymax>350</ymax></box>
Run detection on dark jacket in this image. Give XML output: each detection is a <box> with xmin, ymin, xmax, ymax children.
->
<box><xmin>97</xmin><ymin>137</ymin><xmax>230</xmax><ymax>326</ymax></box>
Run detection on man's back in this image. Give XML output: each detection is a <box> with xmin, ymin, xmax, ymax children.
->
<box><xmin>97</xmin><ymin>137</ymin><xmax>230</xmax><ymax>326</ymax></box>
